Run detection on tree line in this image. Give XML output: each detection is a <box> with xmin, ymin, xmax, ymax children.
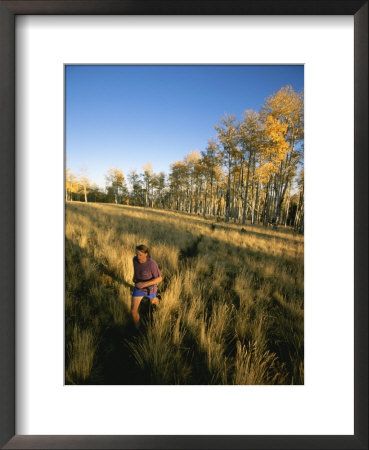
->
<box><xmin>66</xmin><ymin>85</ymin><xmax>304</xmax><ymax>233</ymax></box>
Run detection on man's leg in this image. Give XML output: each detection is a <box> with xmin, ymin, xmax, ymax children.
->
<box><xmin>131</xmin><ymin>296</ymin><xmax>143</xmax><ymax>328</ymax></box>
<box><xmin>150</xmin><ymin>296</ymin><xmax>159</xmax><ymax>307</ymax></box>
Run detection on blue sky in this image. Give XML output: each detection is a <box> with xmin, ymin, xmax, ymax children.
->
<box><xmin>65</xmin><ymin>65</ymin><xmax>304</xmax><ymax>189</ymax></box>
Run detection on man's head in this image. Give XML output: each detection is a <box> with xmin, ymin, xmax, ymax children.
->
<box><xmin>136</xmin><ymin>244</ymin><xmax>149</xmax><ymax>263</ymax></box>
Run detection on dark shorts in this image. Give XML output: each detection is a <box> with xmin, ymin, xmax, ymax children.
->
<box><xmin>132</xmin><ymin>287</ymin><xmax>157</xmax><ymax>299</ymax></box>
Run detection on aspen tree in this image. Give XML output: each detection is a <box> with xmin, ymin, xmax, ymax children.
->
<box><xmin>128</xmin><ymin>170</ymin><xmax>142</xmax><ymax>206</ymax></box>
<box><xmin>80</xmin><ymin>176</ymin><xmax>90</xmax><ymax>203</ymax></box>
<box><xmin>239</xmin><ymin>110</ymin><xmax>262</xmax><ymax>225</ymax></box>
<box><xmin>154</xmin><ymin>172</ymin><xmax>166</xmax><ymax>209</ymax></box>
<box><xmin>201</xmin><ymin>139</ymin><xmax>222</xmax><ymax>217</ymax></box>
<box><xmin>169</xmin><ymin>161</ymin><xmax>188</xmax><ymax>211</ymax></box>
<box><xmin>261</xmin><ymin>86</ymin><xmax>304</xmax><ymax>226</ymax></box>
<box><xmin>66</xmin><ymin>168</ymin><xmax>78</xmax><ymax>202</ymax></box>
<box><xmin>294</xmin><ymin>168</ymin><xmax>304</xmax><ymax>233</ymax></box>
<box><xmin>141</xmin><ymin>163</ymin><xmax>153</xmax><ymax>207</ymax></box>
<box><xmin>215</xmin><ymin>115</ymin><xmax>239</xmax><ymax>223</ymax></box>
<box><xmin>79</xmin><ymin>167</ymin><xmax>90</xmax><ymax>203</ymax></box>
<box><xmin>105</xmin><ymin>168</ymin><xmax>125</xmax><ymax>204</ymax></box>
<box><xmin>184</xmin><ymin>151</ymin><xmax>201</xmax><ymax>213</ymax></box>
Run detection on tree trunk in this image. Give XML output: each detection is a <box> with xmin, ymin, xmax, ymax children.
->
<box><xmin>225</xmin><ymin>158</ymin><xmax>232</xmax><ymax>222</ymax></box>
<box><xmin>274</xmin><ymin>173</ymin><xmax>289</xmax><ymax>226</ymax></box>
<box><xmin>242</xmin><ymin>150</ymin><xmax>252</xmax><ymax>225</ymax></box>
<box><xmin>294</xmin><ymin>188</ymin><xmax>304</xmax><ymax>233</ymax></box>
<box><xmin>284</xmin><ymin>194</ymin><xmax>290</xmax><ymax>227</ymax></box>
<box><xmin>250</xmin><ymin>173</ymin><xmax>256</xmax><ymax>225</ymax></box>
<box><xmin>203</xmin><ymin>180</ymin><xmax>208</xmax><ymax>218</ymax></box>
<box><xmin>210</xmin><ymin>179</ymin><xmax>214</xmax><ymax>216</ymax></box>
<box><xmin>262</xmin><ymin>183</ymin><xmax>268</xmax><ymax>226</ymax></box>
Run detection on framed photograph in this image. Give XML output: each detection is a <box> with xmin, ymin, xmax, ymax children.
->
<box><xmin>1</xmin><ymin>1</ymin><xmax>367</xmax><ymax>449</ymax></box>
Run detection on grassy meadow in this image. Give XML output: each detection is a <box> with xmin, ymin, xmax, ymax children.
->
<box><xmin>65</xmin><ymin>202</ymin><xmax>304</xmax><ymax>385</ymax></box>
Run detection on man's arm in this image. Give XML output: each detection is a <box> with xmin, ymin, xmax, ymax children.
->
<box><xmin>135</xmin><ymin>277</ymin><xmax>162</xmax><ymax>289</ymax></box>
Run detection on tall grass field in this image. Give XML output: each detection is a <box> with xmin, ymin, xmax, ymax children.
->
<box><xmin>65</xmin><ymin>202</ymin><xmax>304</xmax><ymax>385</ymax></box>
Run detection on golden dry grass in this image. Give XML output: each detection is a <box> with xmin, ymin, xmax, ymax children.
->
<box><xmin>65</xmin><ymin>202</ymin><xmax>304</xmax><ymax>385</ymax></box>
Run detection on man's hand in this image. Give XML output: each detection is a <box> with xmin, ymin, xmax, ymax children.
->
<box><xmin>135</xmin><ymin>277</ymin><xmax>162</xmax><ymax>290</ymax></box>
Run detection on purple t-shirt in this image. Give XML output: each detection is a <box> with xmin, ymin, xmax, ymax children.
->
<box><xmin>133</xmin><ymin>257</ymin><xmax>161</xmax><ymax>295</ymax></box>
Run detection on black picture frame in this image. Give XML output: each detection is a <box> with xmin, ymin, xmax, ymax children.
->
<box><xmin>0</xmin><ymin>1</ymin><xmax>367</xmax><ymax>449</ymax></box>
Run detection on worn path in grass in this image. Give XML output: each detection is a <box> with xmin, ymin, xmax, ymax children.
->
<box><xmin>86</xmin><ymin>304</ymin><xmax>158</xmax><ymax>385</ymax></box>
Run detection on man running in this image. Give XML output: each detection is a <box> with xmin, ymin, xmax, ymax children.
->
<box><xmin>131</xmin><ymin>244</ymin><xmax>162</xmax><ymax>330</ymax></box>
